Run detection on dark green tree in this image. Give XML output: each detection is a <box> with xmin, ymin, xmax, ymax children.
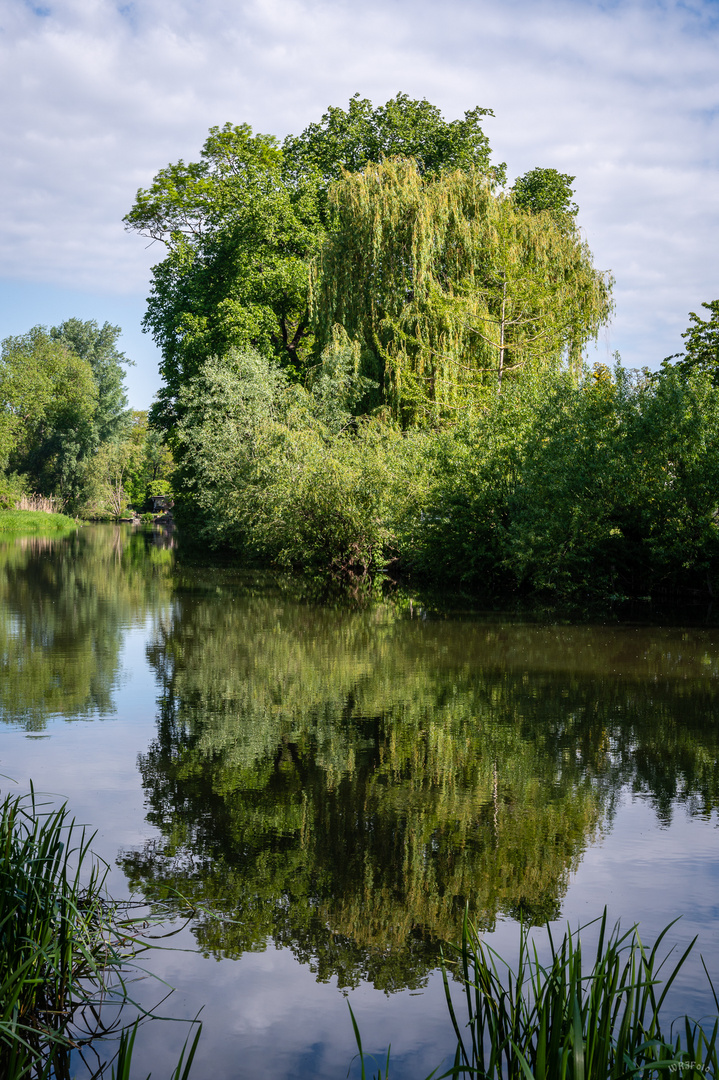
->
<box><xmin>283</xmin><ymin>91</ymin><xmax>505</xmax><ymax>186</ymax></box>
<box><xmin>125</xmin><ymin>124</ymin><xmax>321</xmax><ymax>435</ymax></box>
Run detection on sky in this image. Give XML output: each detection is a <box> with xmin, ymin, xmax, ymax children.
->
<box><xmin>0</xmin><ymin>0</ymin><xmax>717</xmax><ymax>409</ymax></box>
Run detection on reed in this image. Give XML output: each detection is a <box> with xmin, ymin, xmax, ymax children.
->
<box><xmin>0</xmin><ymin>785</ymin><xmax>200</xmax><ymax>1078</ymax></box>
<box><xmin>440</xmin><ymin>909</ymin><xmax>718</xmax><ymax>1080</ymax></box>
<box><xmin>350</xmin><ymin>911</ymin><xmax>718</xmax><ymax>1080</ymax></box>
<box><xmin>14</xmin><ymin>495</ymin><xmax>64</xmax><ymax>514</ymax></box>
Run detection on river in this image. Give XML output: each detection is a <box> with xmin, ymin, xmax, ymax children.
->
<box><xmin>1</xmin><ymin>524</ymin><xmax>718</xmax><ymax>1078</ymax></box>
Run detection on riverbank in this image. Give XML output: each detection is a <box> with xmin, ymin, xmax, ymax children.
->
<box><xmin>0</xmin><ymin>509</ymin><xmax>78</xmax><ymax>533</ymax></box>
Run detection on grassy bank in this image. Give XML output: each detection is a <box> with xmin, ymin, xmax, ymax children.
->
<box><xmin>0</xmin><ymin>509</ymin><xmax>77</xmax><ymax>534</ymax></box>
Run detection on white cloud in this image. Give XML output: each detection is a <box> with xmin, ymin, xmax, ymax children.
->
<box><xmin>0</xmin><ymin>0</ymin><xmax>717</xmax><ymax>377</ymax></box>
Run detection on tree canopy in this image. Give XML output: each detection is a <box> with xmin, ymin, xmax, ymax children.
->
<box><xmin>0</xmin><ymin>327</ymin><xmax>98</xmax><ymax>507</ymax></box>
<box><xmin>0</xmin><ymin>320</ymin><xmax>141</xmax><ymax>513</ymax></box>
<box><xmin>283</xmin><ymin>91</ymin><xmax>505</xmax><ymax>186</ymax></box>
<box><xmin>511</xmin><ymin>167</ymin><xmax>578</xmax><ymax>228</ymax></box>
<box><xmin>50</xmin><ymin>318</ymin><xmax>132</xmax><ymax>443</ymax></box>
<box><xmin>663</xmin><ymin>299</ymin><xmax>719</xmax><ymax>382</ymax></box>
<box><xmin>312</xmin><ymin>160</ymin><xmax>612</xmax><ymax>422</ymax></box>
<box><xmin>123</xmin><ymin>94</ymin><xmax>507</xmax><ymax>436</ymax></box>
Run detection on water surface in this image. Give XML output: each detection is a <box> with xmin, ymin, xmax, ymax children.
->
<box><xmin>1</xmin><ymin>525</ymin><xmax>718</xmax><ymax>1077</ymax></box>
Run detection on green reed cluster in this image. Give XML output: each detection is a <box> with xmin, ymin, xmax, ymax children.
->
<box><xmin>440</xmin><ymin>910</ymin><xmax>718</xmax><ymax>1080</ymax></box>
<box><xmin>352</xmin><ymin>910</ymin><xmax>718</xmax><ymax>1080</ymax></box>
<box><xmin>0</xmin><ymin>785</ymin><xmax>199</xmax><ymax>1078</ymax></box>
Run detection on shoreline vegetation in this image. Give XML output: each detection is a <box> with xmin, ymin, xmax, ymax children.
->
<box><xmin>0</xmin><ymin>785</ymin><xmax>200</xmax><ymax>1080</ymax></box>
<box><xmin>0</xmin><ymin>509</ymin><xmax>78</xmax><ymax>534</ymax></box>
<box><xmin>2</xmin><ymin>784</ymin><xmax>717</xmax><ymax>1079</ymax></box>
<box><xmin>2</xmin><ymin>95</ymin><xmax>718</xmax><ymax>610</ymax></box>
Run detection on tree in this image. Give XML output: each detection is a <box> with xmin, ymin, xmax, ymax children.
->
<box><xmin>283</xmin><ymin>91</ymin><xmax>505</xmax><ymax>186</ymax></box>
<box><xmin>50</xmin><ymin>318</ymin><xmax>132</xmax><ymax>442</ymax></box>
<box><xmin>0</xmin><ymin>327</ymin><xmax>98</xmax><ymax>509</ymax></box>
<box><xmin>312</xmin><ymin>160</ymin><xmax>612</xmax><ymax>423</ymax></box>
<box><xmin>124</xmin><ymin>95</ymin><xmax>503</xmax><ymax>436</ymax></box>
<box><xmin>511</xmin><ymin>167</ymin><xmax>578</xmax><ymax>228</ymax></box>
<box><xmin>663</xmin><ymin>300</ymin><xmax>719</xmax><ymax>382</ymax></box>
<box><xmin>124</xmin><ymin>124</ymin><xmax>322</xmax><ymax>436</ymax></box>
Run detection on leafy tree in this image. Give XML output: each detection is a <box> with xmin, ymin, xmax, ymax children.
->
<box><xmin>0</xmin><ymin>327</ymin><xmax>98</xmax><ymax>509</ymax></box>
<box><xmin>511</xmin><ymin>167</ymin><xmax>578</xmax><ymax>228</ymax></box>
<box><xmin>50</xmin><ymin>318</ymin><xmax>132</xmax><ymax>442</ymax></box>
<box><xmin>284</xmin><ymin>91</ymin><xmax>505</xmax><ymax>186</ymax></box>
<box><xmin>313</xmin><ymin>160</ymin><xmax>612</xmax><ymax>422</ymax></box>
<box><xmin>124</xmin><ymin>124</ymin><xmax>322</xmax><ymax>435</ymax></box>
<box><xmin>663</xmin><ymin>300</ymin><xmax>719</xmax><ymax>382</ymax></box>
<box><xmin>173</xmin><ymin>347</ymin><xmax>407</xmax><ymax>580</ymax></box>
<box><xmin>128</xmin><ymin>411</ymin><xmax>174</xmax><ymax>504</ymax></box>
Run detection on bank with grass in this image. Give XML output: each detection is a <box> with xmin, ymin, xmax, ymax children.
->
<box><xmin>0</xmin><ymin>509</ymin><xmax>78</xmax><ymax>534</ymax></box>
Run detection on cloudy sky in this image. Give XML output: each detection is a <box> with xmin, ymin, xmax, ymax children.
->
<box><xmin>1</xmin><ymin>0</ymin><xmax>717</xmax><ymax>408</ymax></box>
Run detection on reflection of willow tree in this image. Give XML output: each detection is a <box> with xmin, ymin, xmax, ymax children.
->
<box><xmin>121</xmin><ymin>583</ymin><xmax>609</xmax><ymax>990</ymax></box>
<box><xmin>0</xmin><ymin>526</ymin><xmax>174</xmax><ymax>730</ymax></box>
<box><xmin>122</xmin><ymin>584</ymin><xmax>719</xmax><ymax>990</ymax></box>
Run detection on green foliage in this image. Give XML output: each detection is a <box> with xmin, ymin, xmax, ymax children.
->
<box><xmin>664</xmin><ymin>299</ymin><xmax>719</xmax><ymax>383</ymax></box>
<box><xmin>312</xmin><ymin>161</ymin><xmax>611</xmax><ymax>423</ymax></box>
<box><xmin>0</xmin><ymin>510</ymin><xmax>76</xmax><ymax>533</ymax></box>
<box><xmin>0</xmin><ymin>321</ymin><xmax>136</xmax><ymax>514</ymax></box>
<box><xmin>81</xmin><ymin>411</ymin><xmax>175</xmax><ymax>517</ymax></box>
<box><xmin>284</xmin><ymin>91</ymin><xmax>505</xmax><ymax>185</ymax></box>
<box><xmin>401</xmin><ymin>363</ymin><xmax>719</xmax><ymax>603</ymax></box>
<box><xmin>50</xmin><ymin>318</ymin><xmax>132</xmax><ymax>443</ymax></box>
<box><xmin>174</xmin><ymin>347</ymin><xmax>407</xmax><ymax>580</ymax></box>
<box><xmin>511</xmin><ymin>167</ymin><xmax>579</xmax><ymax>229</ymax></box>
<box><xmin>175</xmin><ymin>350</ymin><xmax>719</xmax><ymax>603</ymax></box>
<box><xmin>125</xmin><ymin>123</ymin><xmax>323</xmax><ymax>435</ymax></box>
<box><xmin>0</xmin><ymin>327</ymin><xmax>99</xmax><ymax>510</ymax></box>
<box><xmin>125</xmin><ymin>95</ymin><xmax>504</xmax><ymax>435</ymax></box>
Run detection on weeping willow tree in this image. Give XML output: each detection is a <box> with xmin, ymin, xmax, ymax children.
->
<box><xmin>312</xmin><ymin>160</ymin><xmax>613</xmax><ymax>423</ymax></box>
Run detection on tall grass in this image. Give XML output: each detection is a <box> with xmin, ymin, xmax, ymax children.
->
<box><xmin>0</xmin><ymin>510</ymin><xmax>77</xmax><ymax>534</ymax></box>
<box><xmin>440</xmin><ymin>910</ymin><xmax>718</xmax><ymax>1080</ymax></box>
<box><xmin>351</xmin><ymin>911</ymin><xmax>718</xmax><ymax>1080</ymax></box>
<box><xmin>0</xmin><ymin>785</ymin><xmax>200</xmax><ymax>1078</ymax></box>
<box><xmin>14</xmin><ymin>496</ymin><xmax>64</xmax><ymax>514</ymax></box>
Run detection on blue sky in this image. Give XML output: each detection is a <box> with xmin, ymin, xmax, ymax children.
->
<box><xmin>1</xmin><ymin>0</ymin><xmax>717</xmax><ymax>408</ymax></box>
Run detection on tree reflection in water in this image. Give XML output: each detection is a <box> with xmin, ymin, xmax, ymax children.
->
<box><xmin>120</xmin><ymin>576</ymin><xmax>719</xmax><ymax>991</ymax></box>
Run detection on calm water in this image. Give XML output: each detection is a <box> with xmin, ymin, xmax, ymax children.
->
<box><xmin>1</xmin><ymin>525</ymin><xmax>718</xmax><ymax>1078</ymax></box>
